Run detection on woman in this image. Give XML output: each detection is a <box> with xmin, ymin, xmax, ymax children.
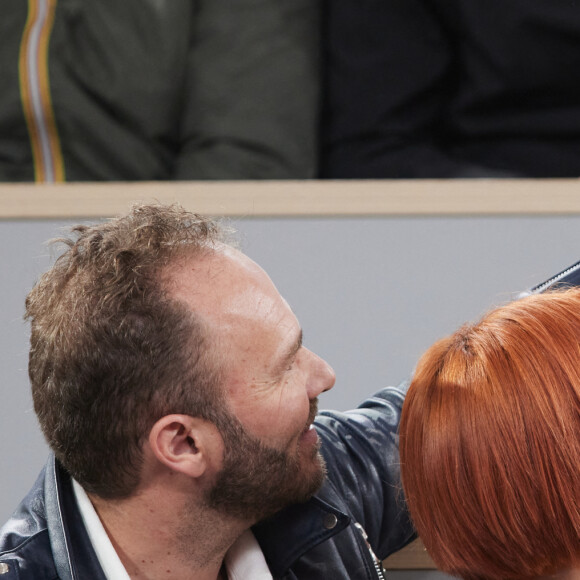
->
<box><xmin>400</xmin><ymin>289</ymin><xmax>580</xmax><ymax>580</ymax></box>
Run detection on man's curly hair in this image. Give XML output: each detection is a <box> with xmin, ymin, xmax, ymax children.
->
<box><xmin>26</xmin><ymin>203</ymin><xmax>231</xmax><ymax>498</ymax></box>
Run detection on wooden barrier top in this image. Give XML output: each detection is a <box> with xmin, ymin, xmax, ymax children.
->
<box><xmin>0</xmin><ymin>179</ymin><xmax>579</xmax><ymax>219</ymax></box>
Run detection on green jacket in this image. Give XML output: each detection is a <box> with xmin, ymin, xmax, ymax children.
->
<box><xmin>1</xmin><ymin>0</ymin><xmax>320</xmax><ymax>181</ymax></box>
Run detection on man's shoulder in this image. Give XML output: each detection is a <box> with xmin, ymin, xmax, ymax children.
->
<box><xmin>311</xmin><ymin>383</ymin><xmax>414</xmax><ymax>558</ymax></box>
<box><xmin>0</xmin><ymin>466</ymin><xmax>58</xmax><ymax>579</ymax></box>
<box><xmin>0</xmin><ymin>525</ymin><xmax>57</xmax><ymax>580</ymax></box>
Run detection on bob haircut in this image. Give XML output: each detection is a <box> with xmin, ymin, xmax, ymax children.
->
<box><xmin>400</xmin><ymin>289</ymin><xmax>580</xmax><ymax>580</ymax></box>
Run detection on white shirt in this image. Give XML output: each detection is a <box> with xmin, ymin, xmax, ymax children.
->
<box><xmin>72</xmin><ymin>480</ymin><xmax>273</xmax><ymax>580</ymax></box>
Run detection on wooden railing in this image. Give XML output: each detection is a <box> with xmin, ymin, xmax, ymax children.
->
<box><xmin>0</xmin><ymin>179</ymin><xmax>579</xmax><ymax>218</ymax></box>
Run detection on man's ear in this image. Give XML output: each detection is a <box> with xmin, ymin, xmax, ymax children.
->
<box><xmin>148</xmin><ymin>414</ymin><xmax>224</xmax><ymax>479</ymax></box>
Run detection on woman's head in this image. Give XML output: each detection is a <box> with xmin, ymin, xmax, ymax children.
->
<box><xmin>400</xmin><ymin>289</ymin><xmax>580</xmax><ymax>580</ymax></box>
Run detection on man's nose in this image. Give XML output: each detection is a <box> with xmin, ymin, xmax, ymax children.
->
<box><xmin>305</xmin><ymin>348</ymin><xmax>336</xmax><ymax>397</ymax></box>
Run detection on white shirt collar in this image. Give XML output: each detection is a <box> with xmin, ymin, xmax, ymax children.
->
<box><xmin>72</xmin><ymin>479</ymin><xmax>273</xmax><ymax>580</ymax></box>
<box><xmin>224</xmin><ymin>528</ymin><xmax>273</xmax><ymax>580</ymax></box>
<box><xmin>72</xmin><ymin>479</ymin><xmax>132</xmax><ymax>580</ymax></box>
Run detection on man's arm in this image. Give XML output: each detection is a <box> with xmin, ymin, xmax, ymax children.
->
<box><xmin>316</xmin><ymin>382</ymin><xmax>415</xmax><ymax>559</ymax></box>
<box><xmin>175</xmin><ymin>0</ymin><xmax>320</xmax><ymax>179</ymax></box>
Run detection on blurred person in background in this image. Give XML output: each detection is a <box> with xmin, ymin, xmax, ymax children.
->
<box><xmin>2</xmin><ymin>0</ymin><xmax>319</xmax><ymax>181</ymax></box>
<box><xmin>322</xmin><ymin>0</ymin><xmax>580</xmax><ymax>178</ymax></box>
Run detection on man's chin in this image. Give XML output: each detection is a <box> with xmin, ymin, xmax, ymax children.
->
<box><xmin>298</xmin><ymin>451</ymin><xmax>327</xmax><ymax>500</ymax></box>
<box><xmin>253</xmin><ymin>464</ymin><xmax>327</xmax><ymax>524</ymax></box>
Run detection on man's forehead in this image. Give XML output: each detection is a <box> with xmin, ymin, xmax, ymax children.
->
<box><xmin>166</xmin><ymin>245</ymin><xmax>295</xmax><ymax>326</ymax></box>
<box><xmin>166</xmin><ymin>247</ymin><xmax>302</xmax><ymax>385</ymax></box>
<box><xmin>171</xmin><ymin>244</ymin><xmax>260</xmax><ymax>280</ymax></box>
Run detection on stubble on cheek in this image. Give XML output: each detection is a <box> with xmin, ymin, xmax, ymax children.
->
<box><xmin>204</xmin><ymin>411</ymin><xmax>326</xmax><ymax>522</ymax></box>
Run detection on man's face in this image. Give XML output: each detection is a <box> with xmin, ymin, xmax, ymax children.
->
<box><xmin>169</xmin><ymin>246</ymin><xmax>336</xmax><ymax>521</ymax></box>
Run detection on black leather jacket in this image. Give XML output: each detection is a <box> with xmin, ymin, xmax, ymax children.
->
<box><xmin>0</xmin><ymin>385</ymin><xmax>414</xmax><ymax>579</ymax></box>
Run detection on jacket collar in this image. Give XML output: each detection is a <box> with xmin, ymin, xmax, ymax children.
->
<box><xmin>44</xmin><ymin>455</ymin><xmax>107</xmax><ymax>580</ymax></box>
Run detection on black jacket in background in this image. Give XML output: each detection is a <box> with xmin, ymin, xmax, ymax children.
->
<box><xmin>321</xmin><ymin>0</ymin><xmax>580</xmax><ymax>178</ymax></box>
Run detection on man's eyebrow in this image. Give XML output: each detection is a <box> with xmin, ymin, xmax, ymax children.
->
<box><xmin>291</xmin><ymin>329</ymin><xmax>303</xmax><ymax>358</ymax></box>
<box><xmin>280</xmin><ymin>329</ymin><xmax>303</xmax><ymax>369</ymax></box>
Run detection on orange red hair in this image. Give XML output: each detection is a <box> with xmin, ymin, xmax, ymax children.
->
<box><xmin>400</xmin><ymin>289</ymin><xmax>580</xmax><ymax>579</ymax></box>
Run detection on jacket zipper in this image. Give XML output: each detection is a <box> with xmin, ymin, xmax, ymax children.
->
<box><xmin>354</xmin><ymin>523</ymin><xmax>387</xmax><ymax>580</ymax></box>
<box><xmin>19</xmin><ymin>0</ymin><xmax>65</xmax><ymax>182</ymax></box>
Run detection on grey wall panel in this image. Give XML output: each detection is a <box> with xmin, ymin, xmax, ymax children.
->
<box><xmin>235</xmin><ymin>217</ymin><xmax>580</xmax><ymax>410</ymax></box>
<box><xmin>0</xmin><ymin>221</ymin><xmax>75</xmax><ymax>522</ymax></box>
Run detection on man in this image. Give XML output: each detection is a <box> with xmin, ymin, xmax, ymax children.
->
<box><xmin>0</xmin><ymin>203</ymin><xmax>413</xmax><ymax>579</ymax></box>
